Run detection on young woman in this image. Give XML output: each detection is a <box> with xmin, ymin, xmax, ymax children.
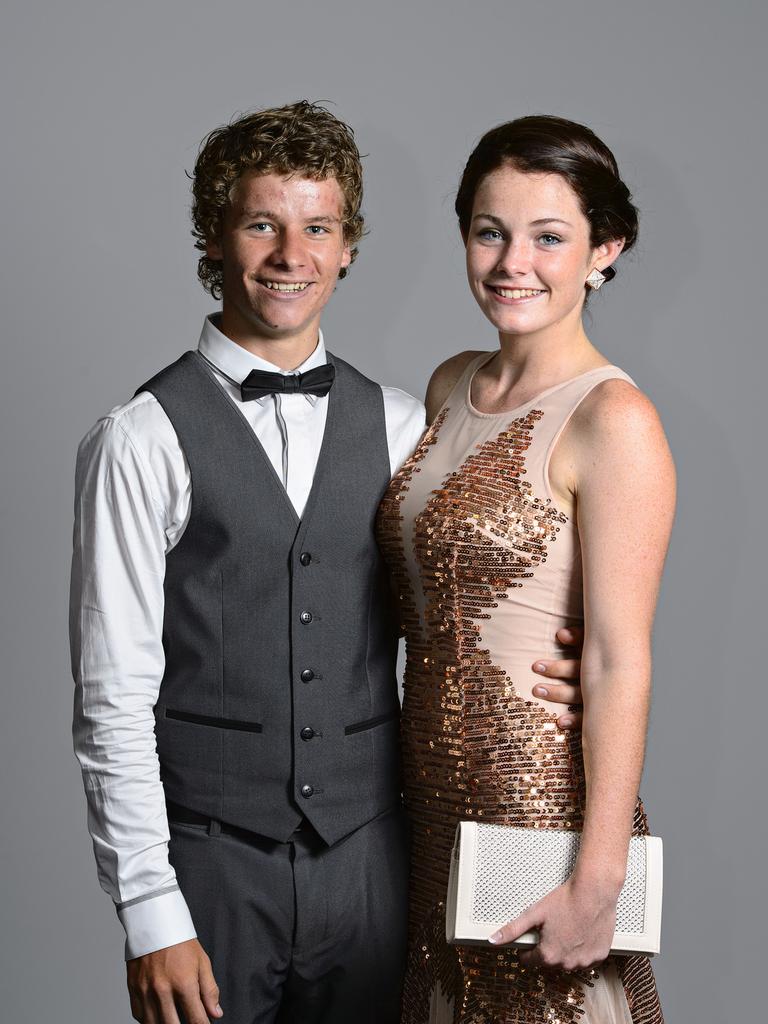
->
<box><xmin>376</xmin><ymin>116</ymin><xmax>675</xmax><ymax>1023</ymax></box>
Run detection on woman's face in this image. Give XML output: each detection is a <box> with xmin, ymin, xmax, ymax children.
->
<box><xmin>465</xmin><ymin>164</ymin><xmax>612</xmax><ymax>340</ymax></box>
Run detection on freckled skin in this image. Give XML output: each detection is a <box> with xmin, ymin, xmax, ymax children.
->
<box><xmin>379</xmin><ymin>164</ymin><xmax>670</xmax><ymax>1023</ymax></box>
<box><xmin>465</xmin><ymin>167</ymin><xmax>602</xmax><ymax>348</ymax></box>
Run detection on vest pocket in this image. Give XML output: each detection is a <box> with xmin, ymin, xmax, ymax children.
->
<box><xmin>164</xmin><ymin>708</ymin><xmax>263</xmax><ymax>733</ymax></box>
<box><xmin>344</xmin><ymin>710</ymin><xmax>398</xmax><ymax>735</ymax></box>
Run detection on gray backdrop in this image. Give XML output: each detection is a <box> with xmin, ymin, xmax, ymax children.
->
<box><xmin>1</xmin><ymin>1</ymin><xmax>764</xmax><ymax>1021</ymax></box>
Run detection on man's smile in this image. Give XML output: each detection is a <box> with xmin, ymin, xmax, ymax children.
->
<box><xmin>258</xmin><ymin>279</ymin><xmax>313</xmax><ymax>293</ymax></box>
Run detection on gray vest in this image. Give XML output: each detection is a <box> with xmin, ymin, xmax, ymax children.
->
<box><xmin>139</xmin><ymin>351</ymin><xmax>401</xmax><ymax>845</ymax></box>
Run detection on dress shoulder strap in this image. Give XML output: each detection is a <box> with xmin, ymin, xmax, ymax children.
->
<box><xmin>437</xmin><ymin>351</ymin><xmax>492</xmax><ymax>414</ymax></box>
<box><xmin>532</xmin><ymin>365</ymin><xmax>638</xmax><ymax>503</ymax></box>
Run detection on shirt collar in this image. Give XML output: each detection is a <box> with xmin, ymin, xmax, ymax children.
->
<box><xmin>197</xmin><ymin>314</ymin><xmax>328</xmax><ymax>405</ymax></box>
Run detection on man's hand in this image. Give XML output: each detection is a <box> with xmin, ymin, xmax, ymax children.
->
<box><xmin>531</xmin><ymin>626</ymin><xmax>584</xmax><ymax>731</ymax></box>
<box><xmin>127</xmin><ymin>938</ymin><xmax>222</xmax><ymax>1024</ymax></box>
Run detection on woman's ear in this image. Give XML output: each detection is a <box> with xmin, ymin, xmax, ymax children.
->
<box><xmin>594</xmin><ymin>237</ymin><xmax>625</xmax><ymax>271</ymax></box>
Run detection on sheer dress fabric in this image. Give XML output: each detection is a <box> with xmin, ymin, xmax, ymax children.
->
<box><xmin>376</xmin><ymin>354</ymin><xmax>663</xmax><ymax>1024</ymax></box>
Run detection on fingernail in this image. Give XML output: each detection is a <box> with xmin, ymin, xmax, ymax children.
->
<box><xmin>215</xmin><ymin>1005</ymin><xmax>223</xmax><ymax>1017</ymax></box>
<box><xmin>533</xmin><ymin>685</ymin><xmax>548</xmax><ymax>697</ymax></box>
<box><xmin>488</xmin><ymin>931</ymin><xmax>502</xmax><ymax>944</ymax></box>
<box><xmin>534</xmin><ymin>662</ymin><xmax>547</xmax><ymax>674</ymax></box>
<box><xmin>560</xmin><ymin>716</ymin><xmax>574</xmax><ymax>728</ymax></box>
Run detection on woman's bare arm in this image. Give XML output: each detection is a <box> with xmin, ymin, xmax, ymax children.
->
<box><xmin>490</xmin><ymin>379</ymin><xmax>675</xmax><ymax>968</ymax></box>
<box><xmin>570</xmin><ymin>380</ymin><xmax>675</xmax><ymax>895</ymax></box>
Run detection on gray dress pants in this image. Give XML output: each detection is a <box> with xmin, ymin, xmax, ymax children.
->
<box><xmin>167</xmin><ymin>805</ymin><xmax>409</xmax><ymax>1024</ymax></box>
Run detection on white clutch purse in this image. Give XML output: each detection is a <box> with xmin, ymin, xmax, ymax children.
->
<box><xmin>445</xmin><ymin>822</ymin><xmax>663</xmax><ymax>956</ymax></box>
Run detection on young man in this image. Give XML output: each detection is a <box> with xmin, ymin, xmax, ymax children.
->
<box><xmin>71</xmin><ymin>102</ymin><xmax>585</xmax><ymax>1024</ymax></box>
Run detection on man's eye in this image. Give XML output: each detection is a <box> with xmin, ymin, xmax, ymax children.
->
<box><xmin>248</xmin><ymin>223</ymin><xmax>273</xmax><ymax>232</ymax></box>
<box><xmin>478</xmin><ymin>229</ymin><xmax>503</xmax><ymax>241</ymax></box>
<box><xmin>307</xmin><ymin>225</ymin><xmax>329</xmax><ymax>234</ymax></box>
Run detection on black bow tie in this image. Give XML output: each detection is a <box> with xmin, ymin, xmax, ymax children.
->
<box><xmin>240</xmin><ymin>364</ymin><xmax>336</xmax><ymax>402</ymax></box>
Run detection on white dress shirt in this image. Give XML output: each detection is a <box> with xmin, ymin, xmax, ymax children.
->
<box><xmin>70</xmin><ymin>315</ymin><xmax>426</xmax><ymax>960</ymax></box>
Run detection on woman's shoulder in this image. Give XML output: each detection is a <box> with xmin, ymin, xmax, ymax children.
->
<box><xmin>571</xmin><ymin>372</ymin><xmax>663</xmax><ymax>442</ymax></box>
<box><xmin>425</xmin><ymin>350</ymin><xmax>486</xmax><ymax>423</ymax></box>
<box><xmin>564</xmin><ymin>372</ymin><xmax>673</xmax><ymax>487</ymax></box>
<box><xmin>549</xmin><ymin>369</ymin><xmax>674</xmax><ymax>515</ymax></box>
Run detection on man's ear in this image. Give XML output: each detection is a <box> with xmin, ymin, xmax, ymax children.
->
<box><xmin>340</xmin><ymin>242</ymin><xmax>352</xmax><ymax>271</ymax></box>
<box><xmin>206</xmin><ymin>237</ymin><xmax>223</xmax><ymax>261</ymax></box>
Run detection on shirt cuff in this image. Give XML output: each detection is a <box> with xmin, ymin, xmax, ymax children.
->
<box><xmin>118</xmin><ymin>886</ymin><xmax>197</xmax><ymax>960</ymax></box>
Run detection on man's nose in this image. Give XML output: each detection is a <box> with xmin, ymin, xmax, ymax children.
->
<box><xmin>270</xmin><ymin>228</ymin><xmax>307</xmax><ymax>269</ymax></box>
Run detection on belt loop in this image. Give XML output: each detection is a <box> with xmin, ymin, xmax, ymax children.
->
<box><xmin>207</xmin><ymin>819</ymin><xmax>222</xmax><ymax>837</ymax></box>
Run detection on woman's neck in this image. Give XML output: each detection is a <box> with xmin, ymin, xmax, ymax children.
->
<box><xmin>492</xmin><ymin>321</ymin><xmax>607</xmax><ymax>393</ymax></box>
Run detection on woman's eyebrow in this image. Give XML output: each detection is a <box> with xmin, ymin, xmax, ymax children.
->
<box><xmin>471</xmin><ymin>214</ymin><xmax>573</xmax><ymax>228</ymax></box>
<box><xmin>471</xmin><ymin>213</ymin><xmax>504</xmax><ymax>226</ymax></box>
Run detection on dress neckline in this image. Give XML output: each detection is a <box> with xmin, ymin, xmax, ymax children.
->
<box><xmin>464</xmin><ymin>351</ymin><xmax>619</xmax><ymax>420</ymax></box>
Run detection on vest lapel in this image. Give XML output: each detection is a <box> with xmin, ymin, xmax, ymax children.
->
<box><xmin>188</xmin><ymin>351</ymin><xmax>301</xmax><ymax>529</ymax></box>
<box><xmin>293</xmin><ymin>352</ymin><xmax>341</xmax><ymax>542</ymax></box>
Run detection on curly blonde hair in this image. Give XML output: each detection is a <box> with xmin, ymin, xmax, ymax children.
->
<box><xmin>191</xmin><ymin>101</ymin><xmax>365</xmax><ymax>298</ymax></box>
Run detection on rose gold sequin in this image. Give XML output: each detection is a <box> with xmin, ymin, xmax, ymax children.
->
<box><xmin>376</xmin><ymin>404</ymin><xmax>663</xmax><ymax>1024</ymax></box>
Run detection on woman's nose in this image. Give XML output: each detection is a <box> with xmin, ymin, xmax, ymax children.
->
<box><xmin>494</xmin><ymin>239</ymin><xmax>531</xmax><ymax>277</ymax></box>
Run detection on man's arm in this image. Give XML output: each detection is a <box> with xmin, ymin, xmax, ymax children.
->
<box><xmin>71</xmin><ymin>410</ymin><xmax>220</xmax><ymax>1022</ymax></box>
<box><xmin>381</xmin><ymin>384</ymin><xmax>427</xmax><ymax>477</ymax></box>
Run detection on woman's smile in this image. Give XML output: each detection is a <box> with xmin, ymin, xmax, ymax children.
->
<box><xmin>485</xmin><ymin>284</ymin><xmax>548</xmax><ymax>303</ymax></box>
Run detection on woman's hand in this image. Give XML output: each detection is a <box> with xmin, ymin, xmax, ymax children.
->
<box><xmin>488</xmin><ymin>877</ymin><xmax>618</xmax><ymax>972</ymax></box>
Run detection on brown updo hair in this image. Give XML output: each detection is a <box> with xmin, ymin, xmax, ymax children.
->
<box><xmin>455</xmin><ymin>115</ymin><xmax>638</xmax><ymax>282</ymax></box>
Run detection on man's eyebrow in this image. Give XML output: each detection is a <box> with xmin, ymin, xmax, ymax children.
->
<box><xmin>237</xmin><ymin>209</ymin><xmax>341</xmax><ymax>224</ymax></box>
<box><xmin>304</xmin><ymin>215</ymin><xmax>341</xmax><ymax>224</ymax></box>
<box><xmin>239</xmin><ymin>209</ymin><xmax>276</xmax><ymax>220</ymax></box>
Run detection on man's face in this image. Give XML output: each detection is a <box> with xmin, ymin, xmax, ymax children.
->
<box><xmin>207</xmin><ymin>170</ymin><xmax>352</xmax><ymax>346</ymax></box>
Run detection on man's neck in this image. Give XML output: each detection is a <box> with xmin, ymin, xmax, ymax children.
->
<box><xmin>217</xmin><ymin>313</ymin><xmax>321</xmax><ymax>370</ymax></box>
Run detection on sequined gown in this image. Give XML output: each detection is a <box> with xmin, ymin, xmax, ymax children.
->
<box><xmin>376</xmin><ymin>354</ymin><xmax>663</xmax><ymax>1024</ymax></box>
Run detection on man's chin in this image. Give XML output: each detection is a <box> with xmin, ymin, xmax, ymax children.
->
<box><xmin>257</xmin><ymin>320</ymin><xmax>314</xmax><ymax>340</ymax></box>
<box><xmin>220</xmin><ymin>305</ymin><xmax>319</xmax><ymax>345</ymax></box>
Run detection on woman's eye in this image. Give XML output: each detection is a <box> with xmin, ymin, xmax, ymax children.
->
<box><xmin>538</xmin><ymin>233</ymin><xmax>562</xmax><ymax>246</ymax></box>
<box><xmin>478</xmin><ymin>228</ymin><xmax>503</xmax><ymax>241</ymax></box>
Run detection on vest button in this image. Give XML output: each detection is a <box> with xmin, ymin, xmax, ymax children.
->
<box><xmin>300</xmin><ymin>784</ymin><xmax>314</xmax><ymax>798</ymax></box>
<box><xmin>300</xmin><ymin>668</ymin><xmax>315</xmax><ymax>683</ymax></box>
<box><xmin>300</xmin><ymin>726</ymin><xmax>315</xmax><ymax>741</ymax></box>
<box><xmin>300</xmin><ymin>611</ymin><xmax>313</xmax><ymax>624</ymax></box>
<box><xmin>299</xmin><ymin>552</ymin><xmax>312</xmax><ymax>566</ymax></box>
